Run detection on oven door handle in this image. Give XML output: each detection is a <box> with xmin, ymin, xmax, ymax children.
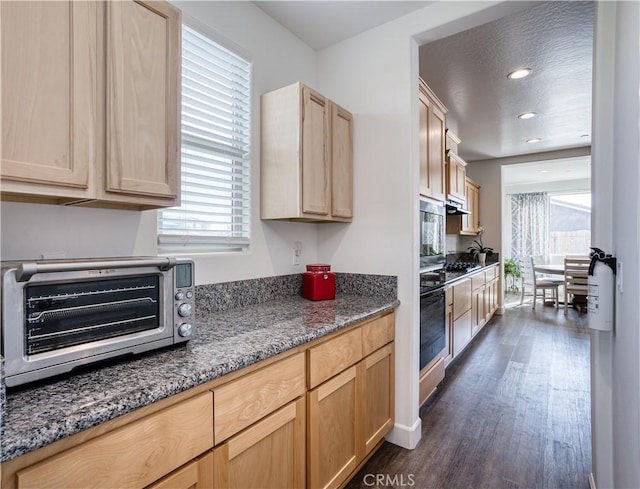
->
<box><xmin>15</xmin><ymin>257</ymin><xmax>177</xmax><ymax>282</ymax></box>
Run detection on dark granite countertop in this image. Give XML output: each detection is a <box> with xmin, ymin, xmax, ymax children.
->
<box><xmin>1</xmin><ymin>294</ymin><xmax>399</xmax><ymax>463</ymax></box>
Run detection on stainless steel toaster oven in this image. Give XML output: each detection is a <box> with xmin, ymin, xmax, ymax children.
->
<box><xmin>1</xmin><ymin>257</ymin><xmax>195</xmax><ymax>387</ymax></box>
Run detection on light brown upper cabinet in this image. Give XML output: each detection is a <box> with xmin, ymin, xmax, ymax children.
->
<box><xmin>446</xmin><ymin>176</ymin><xmax>481</xmax><ymax>236</ymax></box>
<box><xmin>445</xmin><ymin>130</ymin><xmax>467</xmax><ymax>204</ymax></box>
<box><xmin>261</xmin><ymin>82</ymin><xmax>353</xmax><ymax>222</ymax></box>
<box><xmin>0</xmin><ymin>0</ymin><xmax>181</xmax><ymax>210</ymax></box>
<box><xmin>461</xmin><ymin>177</ymin><xmax>480</xmax><ymax>235</ymax></box>
<box><xmin>419</xmin><ymin>78</ymin><xmax>447</xmax><ymax>202</ymax></box>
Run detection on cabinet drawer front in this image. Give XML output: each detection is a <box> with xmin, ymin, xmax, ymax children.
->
<box><xmin>214</xmin><ymin>353</ymin><xmax>305</xmax><ymax>443</ymax></box>
<box><xmin>485</xmin><ymin>265</ymin><xmax>497</xmax><ymax>281</ymax></box>
<box><xmin>308</xmin><ymin>328</ymin><xmax>362</xmax><ymax>389</ymax></box>
<box><xmin>16</xmin><ymin>392</ymin><xmax>213</xmax><ymax>489</ymax></box>
<box><xmin>452</xmin><ymin>279</ymin><xmax>472</xmax><ymax>320</ymax></box>
<box><xmin>361</xmin><ymin>313</ymin><xmax>394</xmax><ymax>356</ymax></box>
<box><xmin>471</xmin><ymin>273</ymin><xmax>485</xmax><ymax>290</ymax></box>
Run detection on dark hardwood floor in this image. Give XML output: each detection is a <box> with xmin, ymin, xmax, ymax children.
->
<box><xmin>347</xmin><ymin>302</ymin><xmax>591</xmax><ymax>489</ymax></box>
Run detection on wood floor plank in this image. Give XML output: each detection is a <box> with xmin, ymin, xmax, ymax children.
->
<box><xmin>345</xmin><ymin>305</ymin><xmax>591</xmax><ymax>489</ymax></box>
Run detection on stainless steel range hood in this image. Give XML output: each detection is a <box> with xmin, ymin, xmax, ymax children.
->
<box><xmin>445</xmin><ymin>200</ymin><xmax>470</xmax><ymax>215</ymax></box>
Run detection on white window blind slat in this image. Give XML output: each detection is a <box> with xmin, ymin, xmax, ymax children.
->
<box><xmin>158</xmin><ymin>24</ymin><xmax>251</xmax><ymax>254</ymax></box>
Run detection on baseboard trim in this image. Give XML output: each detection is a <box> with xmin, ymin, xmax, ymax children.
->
<box><xmin>588</xmin><ymin>473</ymin><xmax>596</xmax><ymax>489</ymax></box>
<box><xmin>385</xmin><ymin>418</ymin><xmax>422</xmax><ymax>449</ymax></box>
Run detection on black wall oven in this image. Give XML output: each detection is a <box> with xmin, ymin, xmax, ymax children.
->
<box><xmin>420</xmin><ymin>199</ymin><xmax>445</xmax><ymax>271</ymax></box>
<box><xmin>419</xmin><ymin>199</ymin><xmax>447</xmax><ymax>372</ymax></box>
<box><xmin>419</xmin><ymin>282</ymin><xmax>446</xmax><ymax>371</ymax></box>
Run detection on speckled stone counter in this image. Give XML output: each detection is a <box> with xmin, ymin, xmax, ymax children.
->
<box><xmin>1</xmin><ymin>292</ymin><xmax>398</xmax><ymax>463</ymax></box>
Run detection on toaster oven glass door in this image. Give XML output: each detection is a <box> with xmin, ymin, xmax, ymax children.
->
<box><xmin>25</xmin><ymin>275</ymin><xmax>161</xmax><ymax>355</ymax></box>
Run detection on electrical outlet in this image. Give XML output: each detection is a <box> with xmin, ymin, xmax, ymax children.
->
<box><xmin>293</xmin><ymin>241</ymin><xmax>302</xmax><ymax>266</ymax></box>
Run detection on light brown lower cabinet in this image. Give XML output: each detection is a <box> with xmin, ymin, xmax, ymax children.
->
<box><xmin>213</xmin><ymin>398</ymin><xmax>306</xmax><ymax>489</ymax></box>
<box><xmin>308</xmin><ymin>366</ymin><xmax>360</xmax><ymax>489</ymax></box>
<box><xmin>471</xmin><ymin>284</ymin><xmax>486</xmax><ymax>336</ymax></box>
<box><xmin>452</xmin><ymin>309</ymin><xmax>472</xmax><ymax>357</ymax></box>
<box><xmin>308</xmin><ymin>341</ymin><xmax>395</xmax><ymax>489</ymax></box>
<box><xmin>1</xmin><ymin>312</ymin><xmax>395</xmax><ymax>489</ymax></box>
<box><xmin>147</xmin><ymin>452</ymin><xmax>214</xmax><ymax>489</ymax></box>
<box><xmin>360</xmin><ymin>343</ymin><xmax>394</xmax><ymax>455</ymax></box>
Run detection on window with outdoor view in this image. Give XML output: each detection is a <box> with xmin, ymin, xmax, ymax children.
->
<box><xmin>158</xmin><ymin>24</ymin><xmax>251</xmax><ymax>253</ymax></box>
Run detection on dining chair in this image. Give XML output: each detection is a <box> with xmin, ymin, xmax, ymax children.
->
<box><xmin>521</xmin><ymin>256</ymin><xmax>559</xmax><ymax>309</ymax></box>
<box><xmin>564</xmin><ymin>256</ymin><xmax>590</xmax><ymax>314</ymax></box>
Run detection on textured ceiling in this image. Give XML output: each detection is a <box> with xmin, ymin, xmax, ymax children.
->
<box><xmin>254</xmin><ymin>1</ymin><xmax>431</xmax><ymax>50</ymax></box>
<box><xmin>419</xmin><ymin>1</ymin><xmax>594</xmax><ymax>162</ymax></box>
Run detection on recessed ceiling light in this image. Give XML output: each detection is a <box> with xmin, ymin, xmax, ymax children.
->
<box><xmin>518</xmin><ymin>112</ymin><xmax>537</xmax><ymax>119</ymax></box>
<box><xmin>539</xmin><ymin>170</ymin><xmax>549</xmax><ymax>173</ymax></box>
<box><xmin>527</xmin><ymin>138</ymin><xmax>542</xmax><ymax>143</ymax></box>
<box><xmin>507</xmin><ymin>68</ymin><xmax>532</xmax><ymax>80</ymax></box>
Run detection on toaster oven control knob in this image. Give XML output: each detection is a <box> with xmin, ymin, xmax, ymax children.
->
<box><xmin>178</xmin><ymin>323</ymin><xmax>193</xmax><ymax>337</ymax></box>
<box><xmin>178</xmin><ymin>303</ymin><xmax>192</xmax><ymax>318</ymax></box>
<box><xmin>175</xmin><ymin>291</ymin><xmax>185</xmax><ymax>300</ymax></box>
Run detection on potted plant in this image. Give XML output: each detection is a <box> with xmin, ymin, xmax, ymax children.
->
<box><xmin>467</xmin><ymin>225</ymin><xmax>493</xmax><ymax>265</ymax></box>
<box><xmin>504</xmin><ymin>258</ymin><xmax>521</xmax><ymax>294</ymax></box>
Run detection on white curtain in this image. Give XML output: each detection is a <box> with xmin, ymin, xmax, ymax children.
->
<box><xmin>511</xmin><ymin>192</ymin><xmax>549</xmax><ymax>264</ymax></box>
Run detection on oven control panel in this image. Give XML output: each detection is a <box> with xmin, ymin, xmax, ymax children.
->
<box><xmin>174</xmin><ymin>260</ymin><xmax>195</xmax><ymax>339</ymax></box>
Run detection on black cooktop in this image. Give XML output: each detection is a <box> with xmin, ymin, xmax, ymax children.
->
<box><xmin>420</xmin><ymin>262</ymin><xmax>483</xmax><ymax>294</ymax></box>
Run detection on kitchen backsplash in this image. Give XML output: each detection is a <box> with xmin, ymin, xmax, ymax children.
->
<box><xmin>196</xmin><ymin>272</ymin><xmax>397</xmax><ymax>314</ymax></box>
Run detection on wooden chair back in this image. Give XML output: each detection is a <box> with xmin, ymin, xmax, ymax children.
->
<box><xmin>564</xmin><ymin>256</ymin><xmax>590</xmax><ymax>296</ymax></box>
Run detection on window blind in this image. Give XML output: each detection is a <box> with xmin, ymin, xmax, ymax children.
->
<box><xmin>158</xmin><ymin>24</ymin><xmax>251</xmax><ymax>253</ymax></box>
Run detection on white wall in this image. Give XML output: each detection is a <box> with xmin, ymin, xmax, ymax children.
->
<box><xmin>607</xmin><ymin>2</ymin><xmax>640</xmax><ymax>487</ymax></box>
<box><xmin>314</xmin><ymin>0</ymin><xmax>535</xmax><ymax>450</ymax></box>
<box><xmin>590</xmin><ymin>2</ymin><xmax>616</xmax><ymax>486</ymax></box>
<box><xmin>0</xmin><ymin>1</ymin><xmax>320</xmax><ymax>285</ymax></box>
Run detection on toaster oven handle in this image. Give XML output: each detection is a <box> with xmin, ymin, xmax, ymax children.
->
<box><xmin>15</xmin><ymin>257</ymin><xmax>178</xmax><ymax>282</ymax></box>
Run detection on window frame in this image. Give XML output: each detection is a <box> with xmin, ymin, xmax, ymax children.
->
<box><xmin>157</xmin><ymin>16</ymin><xmax>253</xmax><ymax>255</ymax></box>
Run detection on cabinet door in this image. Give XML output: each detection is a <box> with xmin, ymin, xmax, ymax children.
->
<box><xmin>418</xmin><ymin>88</ymin><xmax>431</xmax><ymax>198</ymax></box>
<box><xmin>461</xmin><ymin>179</ymin><xmax>479</xmax><ymax>234</ymax></box>
<box><xmin>1</xmin><ymin>1</ymin><xmax>95</xmax><ymax>200</ymax></box>
<box><xmin>105</xmin><ymin>0</ymin><xmax>180</xmax><ymax>203</ymax></box>
<box><xmin>428</xmin><ymin>103</ymin><xmax>446</xmax><ymax>202</ymax></box>
<box><xmin>452</xmin><ymin>278</ymin><xmax>472</xmax><ymax>320</ymax></box>
<box><xmin>331</xmin><ymin>103</ymin><xmax>353</xmax><ymax>220</ymax></box>
<box><xmin>452</xmin><ymin>309</ymin><xmax>472</xmax><ymax>357</ymax></box>
<box><xmin>455</xmin><ymin>161</ymin><xmax>467</xmax><ymax>200</ymax></box>
<box><xmin>485</xmin><ymin>282</ymin><xmax>492</xmax><ymax>323</ymax></box>
<box><xmin>214</xmin><ymin>398</ymin><xmax>305</xmax><ymax>489</ymax></box>
<box><xmin>301</xmin><ymin>85</ymin><xmax>330</xmax><ymax>216</ymax></box>
<box><xmin>446</xmin><ymin>152</ymin><xmax>466</xmax><ymax>203</ymax></box>
<box><xmin>147</xmin><ymin>452</ymin><xmax>213</xmax><ymax>489</ymax></box>
<box><xmin>419</xmin><ymin>87</ymin><xmax>446</xmax><ymax>202</ymax></box>
<box><xmin>360</xmin><ymin>344</ymin><xmax>394</xmax><ymax>454</ymax></box>
<box><xmin>308</xmin><ymin>366</ymin><xmax>359</xmax><ymax>489</ymax></box>
<box><xmin>471</xmin><ymin>286</ymin><xmax>485</xmax><ymax>336</ymax></box>
<box><xmin>445</xmin><ymin>301</ymin><xmax>454</xmax><ymax>364</ymax></box>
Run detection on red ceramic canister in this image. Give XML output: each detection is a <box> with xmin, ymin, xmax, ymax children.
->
<box><xmin>302</xmin><ymin>264</ymin><xmax>336</xmax><ymax>300</ymax></box>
